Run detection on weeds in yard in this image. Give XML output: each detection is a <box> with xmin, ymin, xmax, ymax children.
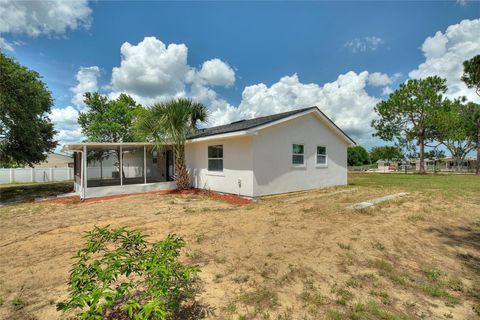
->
<box><xmin>186</xmin><ymin>249</ymin><xmax>208</xmax><ymax>264</ymax></box>
<box><xmin>183</xmin><ymin>206</ymin><xmax>195</xmax><ymax>213</ymax></box>
<box><xmin>239</xmin><ymin>286</ymin><xmax>278</xmax><ymax>311</ymax></box>
<box><xmin>371</xmin><ymin>240</ymin><xmax>385</xmax><ymax>251</ymax></box>
<box><xmin>276</xmin><ymin>264</ymin><xmax>310</xmax><ymax>286</ymax></box>
<box><xmin>337</xmin><ymin>242</ymin><xmax>352</xmax><ymax>250</ymax></box>
<box><xmin>213</xmin><ymin>255</ymin><xmax>227</xmax><ymax>264</ymax></box>
<box><xmin>407</xmin><ymin>214</ymin><xmax>426</xmax><ymax>222</ymax></box>
<box><xmin>328</xmin><ymin>300</ymin><xmax>408</xmax><ymax>320</ymax></box>
<box><xmin>195</xmin><ymin>232</ymin><xmax>207</xmax><ymax>243</ymax></box>
<box><xmin>11</xmin><ymin>296</ymin><xmax>27</xmax><ymax>310</ymax></box>
<box><xmin>369</xmin><ymin>259</ymin><xmax>463</xmax><ymax>306</ymax></box>
<box><xmin>346</xmin><ymin>273</ymin><xmax>376</xmax><ymax>289</ymax></box>
<box><xmin>369</xmin><ymin>289</ymin><xmax>392</xmax><ymax>305</ymax></box>
<box><xmin>368</xmin><ymin>259</ymin><xmax>414</xmax><ymax>286</ymax></box>
<box><xmin>232</xmin><ymin>274</ymin><xmax>249</xmax><ymax>284</ymax></box>
<box><xmin>335</xmin><ymin>288</ymin><xmax>354</xmax><ymax>305</ymax></box>
<box><xmin>223</xmin><ymin>302</ymin><xmax>237</xmax><ymax>314</ymax></box>
<box><xmin>300</xmin><ymin>280</ymin><xmax>328</xmax><ymax>315</ymax></box>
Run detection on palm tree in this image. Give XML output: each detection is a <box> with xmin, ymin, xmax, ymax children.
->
<box><xmin>136</xmin><ymin>98</ymin><xmax>208</xmax><ymax>189</ymax></box>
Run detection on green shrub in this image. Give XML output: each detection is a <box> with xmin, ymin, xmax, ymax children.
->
<box><xmin>57</xmin><ymin>226</ymin><xmax>200</xmax><ymax>320</ymax></box>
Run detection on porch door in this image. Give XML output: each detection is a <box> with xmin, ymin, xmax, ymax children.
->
<box><xmin>165</xmin><ymin>150</ymin><xmax>174</xmax><ymax>181</ymax></box>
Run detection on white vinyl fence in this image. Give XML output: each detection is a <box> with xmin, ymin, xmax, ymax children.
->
<box><xmin>0</xmin><ymin>167</ymin><xmax>74</xmax><ymax>184</ymax></box>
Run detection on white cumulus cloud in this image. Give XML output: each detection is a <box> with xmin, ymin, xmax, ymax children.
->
<box><xmin>50</xmin><ymin>106</ymin><xmax>79</xmax><ymax>129</ymax></box>
<box><xmin>71</xmin><ymin>66</ymin><xmax>100</xmax><ymax>108</ymax></box>
<box><xmin>409</xmin><ymin>19</ymin><xmax>480</xmax><ymax>102</ymax></box>
<box><xmin>108</xmin><ymin>37</ymin><xmax>235</xmax><ymax>110</ymax></box>
<box><xmin>50</xmin><ymin>106</ymin><xmax>83</xmax><ymax>147</ymax></box>
<box><xmin>196</xmin><ymin>59</ymin><xmax>235</xmax><ymax>87</ymax></box>
<box><xmin>0</xmin><ymin>0</ymin><xmax>92</xmax><ymax>50</ymax></box>
<box><xmin>205</xmin><ymin>72</ymin><xmax>381</xmax><ymax>143</ymax></box>
<box><xmin>367</xmin><ymin>72</ymin><xmax>393</xmax><ymax>87</ymax></box>
<box><xmin>111</xmin><ymin>37</ymin><xmax>190</xmax><ymax>98</ymax></box>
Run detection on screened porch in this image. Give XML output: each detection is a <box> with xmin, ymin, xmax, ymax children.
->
<box><xmin>63</xmin><ymin>143</ymin><xmax>176</xmax><ymax>199</ymax></box>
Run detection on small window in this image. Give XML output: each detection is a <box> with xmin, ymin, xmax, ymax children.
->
<box><xmin>152</xmin><ymin>150</ymin><xmax>158</xmax><ymax>164</ymax></box>
<box><xmin>208</xmin><ymin>145</ymin><xmax>223</xmax><ymax>172</ymax></box>
<box><xmin>317</xmin><ymin>146</ymin><xmax>327</xmax><ymax>165</ymax></box>
<box><xmin>292</xmin><ymin>144</ymin><xmax>304</xmax><ymax>165</ymax></box>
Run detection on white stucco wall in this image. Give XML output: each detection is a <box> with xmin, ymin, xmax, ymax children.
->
<box><xmin>185</xmin><ymin>136</ymin><xmax>255</xmax><ymax>197</ymax></box>
<box><xmin>251</xmin><ymin>114</ymin><xmax>349</xmax><ymax>196</ymax></box>
<box><xmin>185</xmin><ymin>112</ymin><xmax>349</xmax><ymax>197</ymax></box>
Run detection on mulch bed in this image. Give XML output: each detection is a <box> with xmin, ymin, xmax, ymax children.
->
<box><xmin>44</xmin><ymin>188</ymin><xmax>252</xmax><ymax>205</ymax></box>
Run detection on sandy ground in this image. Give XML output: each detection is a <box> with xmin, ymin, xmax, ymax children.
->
<box><xmin>0</xmin><ymin>175</ymin><xmax>479</xmax><ymax>319</ymax></box>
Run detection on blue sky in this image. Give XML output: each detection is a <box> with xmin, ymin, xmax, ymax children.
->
<box><xmin>1</xmin><ymin>1</ymin><xmax>479</xmax><ymax>149</ymax></box>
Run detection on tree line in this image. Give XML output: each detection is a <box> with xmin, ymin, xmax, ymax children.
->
<box><xmin>371</xmin><ymin>55</ymin><xmax>480</xmax><ymax>174</ymax></box>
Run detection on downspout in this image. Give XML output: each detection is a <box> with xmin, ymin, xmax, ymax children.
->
<box><xmin>76</xmin><ymin>146</ymin><xmax>87</xmax><ymax>200</ymax></box>
<box><xmin>144</xmin><ymin>145</ymin><xmax>147</xmax><ymax>184</ymax></box>
<box><xmin>83</xmin><ymin>145</ymin><xmax>87</xmax><ymax>199</ymax></box>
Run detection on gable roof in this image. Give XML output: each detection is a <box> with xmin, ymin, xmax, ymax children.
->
<box><xmin>188</xmin><ymin>106</ymin><xmax>356</xmax><ymax>145</ymax></box>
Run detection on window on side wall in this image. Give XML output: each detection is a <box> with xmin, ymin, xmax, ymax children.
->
<box><xmin>208</xmin><ymin>145</ymin><xmax>223</xmax><ymax>171</ymax></box>
<box><xmin>317</xmin><ymin>146</ymin><xmax>327</xmax><ymax>165</ymax></box>
<box><xmin>292</xmin><ymin>144</ymin><xmax>304</xmax><ymax>165</ymax></box>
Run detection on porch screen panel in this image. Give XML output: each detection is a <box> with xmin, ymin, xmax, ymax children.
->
<box><xmin>145</xmin><ymin>146</ymin><xmax>167</xmax><ymax>183</ymax></box>
<box><xmin>74</xmin><ymin>152</ymin><xmax>82</xmax><ymax>184</ymax></box>
<box><xmin>122</xmin><ymin>147</ymin><xmax>144</xmax><ymax>185</ymax></box>
<box><xmin>86</xmin><ymin>147</ymin><xmax>121</xmax><ymax>187</ymax></box>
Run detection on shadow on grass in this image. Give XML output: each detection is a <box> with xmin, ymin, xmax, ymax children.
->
<box><xmin>427</xmin><ymin>223</ymin><xmax>480</xmax><ymax>274</ymax></box>
<box><xmin>0</xmin><ymin>182</ymin><xmax>73</xmax><ymax>204</ymax></box>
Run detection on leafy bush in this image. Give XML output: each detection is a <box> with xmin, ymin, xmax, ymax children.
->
<box><xmin>57</xmin><ymin>226</ymin><xmax>200</xmax><ymax>320</ymax></box>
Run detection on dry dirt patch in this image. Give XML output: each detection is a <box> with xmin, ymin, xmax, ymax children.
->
<box><xmin>0</xmin><ymin>174</ymin><xmax>479</xmax><ymax>320</ymax></box>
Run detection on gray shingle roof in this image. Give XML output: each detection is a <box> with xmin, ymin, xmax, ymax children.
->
<box><xmin>188</xmin><ymin>106</ymin><xmax>355</xmax><ymax>144</ymax></box>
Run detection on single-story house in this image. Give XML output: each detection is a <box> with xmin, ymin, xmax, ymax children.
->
<box><xmin>63</xmin><ymin>107</ymin><xmax>355</xmax><ymax>199</ymax></box>
<box><xmin>33</xmin><ymin>152</ymin><xmax>74</xmax><ymax>168</ymax></box>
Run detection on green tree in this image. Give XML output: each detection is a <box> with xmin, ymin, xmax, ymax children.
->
<box><xmin>135</xmin><ymin>98</ymin><xmax>208</xmax><ymax>190</ymax></box>
<box><xmin>371</xmin><ymin>76</ymin><xmax>447</xmax><ymax>173</ymax></box>
<box><xmin>461</xmin><ymin>55</ymin><xmax>480</xmax><ymax>175</ymax></box>
<box><xmin>78</xmin><ymin>92</ymin><xmax>142</xmax><ymax>179</ymax></box>
<box><xmin>0</xmin><ymin>52</ymin><xmax>57</xmax><ymax>167</ymax></box>
<box><xmin>347</xmin><ymin>146</ymin><xmax>370</xmax><ymax>166</ymax></box>
<box><xmin>463</xmin><ymin>102</ymin><xmax>480</xmax><ymax>174</ymax></box>
<box><xmin>78</xmin><ymin>92</ymin><xmax>142</xmax><ymax>142</ymax></box>
<box><xmin>424</xmin><ymin>148</ymin><xmax>446</xmax><ymax>160</ymax></box>
<box><xmin>461</xmin><ymin>55</ymin><xmax>480</xmax><ymax>96</ymax></box>
<box><xmin>369</xmin><ymin>146</ymin><xmax>404</xmax><ymax>164</ymax></box>
<box><xmin>432</xmin><ymin>99</ymin><xmax>476</xmax><ymax>171</ymax></box>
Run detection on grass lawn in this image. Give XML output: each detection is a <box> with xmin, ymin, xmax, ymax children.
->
<box><xmin>0</xmin><ymin>173</ymin><xmax>479</xmax><ymax>319</ymax></box>
<box><xmin>0</xmin><ymin>181</ymin><xmax>73</xmax><ymax>204</ymax></box>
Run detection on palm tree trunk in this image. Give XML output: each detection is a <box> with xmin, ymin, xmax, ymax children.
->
<box><xmin>174</xmin><ymin>145</ymin><xmax>190</xmax><ymax>190</ymax></box>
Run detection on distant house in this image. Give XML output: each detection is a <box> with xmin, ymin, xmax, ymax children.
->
<box><xmin>414</xmin><ymin>157</ymin><xmax>478</xmax><ymax>172</ymax></box>
<box><xmin>64</xmin><ymin>107</ymin><xmax>356</xmax><ymax>199</ymax></box>
<box><xmin>34</xmin><ymin>153</ymin><xmax>74</xmax><ymax>168</ymax></box>
<box><xmin>376</xmin><ymin>157</ymin><xmax>478</xmax><ymax>172</ymax></box>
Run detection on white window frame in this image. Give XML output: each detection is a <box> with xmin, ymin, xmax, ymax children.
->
<box><xmin>207</xmin><ymin>144</ymin><xmax>224</xmax><ymax>173</ymax></box>
<box><xmin>316</xmin><ymin>145</ymin><xmax>328</xmax><ymax>167</ymax></box>
<box><xmin>291</xmin><ymin>143</ymin><xmax>305</xmax><ymax>167</ymax></box>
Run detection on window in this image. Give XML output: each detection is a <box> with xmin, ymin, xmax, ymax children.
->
<box><xmin>152</xmin><ymin>150</ymin><xmax>158</xmax><ymax>164</ymax></box>
<box><xmin>292</xmin><ymin>144</ymin><xmax>304</xmax><ymax>165</ymax></box>
<box><xmin>317</xmin><ymin>146</ymin><xmax>327</xmax><ymax>165</ymax></box>
<box><xmin>208</xmin><ymin>145</ymin><xmax>223</xmax><ymax>171</ymax></box>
